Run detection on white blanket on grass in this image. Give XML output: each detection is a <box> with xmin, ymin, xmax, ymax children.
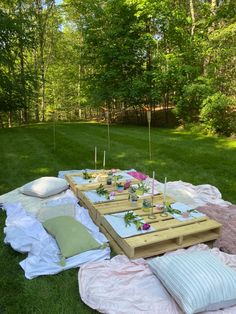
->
<box><xmin>144</xmin><ymin>177</ymin><xmax>231</xmax><ymax>208</ymax></box>
<box><xmin>1</xmin><ymin>189</ymin><xmax>110</xmax><ymax>279</ymax></box>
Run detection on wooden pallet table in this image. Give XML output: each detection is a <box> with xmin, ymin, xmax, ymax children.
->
<box><xmin>76</xmin><ymin>185</ymin><xmax>172</xmax><ymax>226</ymax></box>
<box><xmin>65</xmin><ymin>170</ymin><xmax>140</xmax><ymax>193</ymax></box>
<box><xmin>101</xmin><ymin>213</ymin><xmax>221</xmax><ymax>259</ymax></box>
<box><xmin>66</xmin><ymin>173</ymin><xmax>222</xmax><ymax>259</ymax></box>
<box><xmin>65</xmin><ymin>170</ymin><xmax>111</xmax><ymax>192</ymax></box>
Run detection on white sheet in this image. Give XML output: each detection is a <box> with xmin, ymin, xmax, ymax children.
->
<box><xmin>1</xmin><ymin>189</ymin><xmax>110</xmax><ymax>279</ymax></box>
<box><xmin>144</xmin><ymin>178</ymin><xmax>231</xmax><ymax>208</ymax></box>
<box><xmin>0</xmin><ymin>188</ymin><xmax>73</xmax><ymax>216</ymax></box>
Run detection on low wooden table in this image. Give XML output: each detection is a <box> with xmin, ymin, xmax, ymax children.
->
<box><xmin>66</xmin><ymin>172</ymin><xmax>222</xmax><ymax>259</ymax></box>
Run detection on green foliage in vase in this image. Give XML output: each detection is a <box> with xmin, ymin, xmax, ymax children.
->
<box><xmin>142</xmin><ymin>199</ymin><xmax>151</xmax><ymax>208</ymax></box>
<box><xmin>137</xmin><ymin>182</ymin><xmax>150</xmax><ymax>194</ymax></box>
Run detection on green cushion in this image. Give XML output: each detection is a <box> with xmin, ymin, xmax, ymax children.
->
<box><xmin>43</xmin><ymin>216</ymin><xmax>101</xmax><ymax>258</ymax></box>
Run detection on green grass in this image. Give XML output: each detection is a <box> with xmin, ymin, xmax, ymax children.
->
<box><xmin>0</xmin><ymin>122</ymin><xmax>236</xmax><ymax>313</ymax></box>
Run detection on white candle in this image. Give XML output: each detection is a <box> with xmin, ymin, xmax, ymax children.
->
<box><xmin>152</xmin><ymin>171</ymin><xmax>155</xmax><ymax>195</ymax></box>
<box><xmin>95</xmin><ymin>146</ymin><xmax>97</xmax><ymax>164</ymax></box>
<box><xmin>163</xmin><ymin>177</ymin><xmax>167</xmax><ymax>203</ymax></box>
<box><xmin>103</xmin><ymin>150</ymin><xmax>106</xmax><ymax>169</ymax></box>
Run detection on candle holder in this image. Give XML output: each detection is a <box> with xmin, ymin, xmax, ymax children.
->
<box><xmin>148</xmin><ymin>195</ymin><xmax>156</xmax><ymax>219</ymax></box>
<box><xmin>160</xmin><ymin>177</ymin><xmax>168</xmax><ymax>217</ymax></box>
<box><xmin>160</xmin><ymin>201</ymin><xmax>169</xmax><ymax>217</ymax></box>
<box><xmin>106</xmin><ymin>171</ymin><xmax>113</xmax><ymax>185</ymax></box>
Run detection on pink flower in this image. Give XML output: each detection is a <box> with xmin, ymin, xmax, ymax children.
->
<box><xmin>109</xmin><ymin>191</ymin><xmax>116</xmax><ymax>200</ymax></box>
<box><xmin>142</xmin><ymin>223</ymin><xmax>151</xmax><ymax>230</ymax></box>
<box><xmin>181</xmin><ymin>212</ymin><xmax>190</xmax><ymax>218</ymax></box>
<box><xmin>124</xmin><ymin>180</ymin><xmax>131</xmax><ymax>189</ymax></box>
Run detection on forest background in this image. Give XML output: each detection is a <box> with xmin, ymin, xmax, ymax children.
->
<box><xmin>0</xmin><ymin>0</ymin><xmax>235</xmax><ymax>136</ymax></box>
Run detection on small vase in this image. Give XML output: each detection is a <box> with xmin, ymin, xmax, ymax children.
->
<box><xmin>116</xmin><ymin>185</ymin><xmax>124</xmax><ymax>192</ymax></box>
<box><xmin>142</xmin><ymin>199</ymin><xmax>151</xmax><ymax>212</ymax></box>
<box><xmin>136</xmin><ymin>189</ymin><xmax>144</xmax><ymax>196</ymax></box>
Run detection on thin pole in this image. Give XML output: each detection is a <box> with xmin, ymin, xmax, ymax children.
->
<box><xmin>148</xmin><ymin>120</ymin><xmax>151</xmax><ymax>160</ymax></box>
<box><xmin>106</xmin><ymin>110</ymin><xmax>110</xmax><ymax>151</ymax></box>
<box><xmin>53</xmin><ymin>112</ymin><xmax>56</xmax><ymax>152</ymax></box>
<box><xmin>147</xmin><ymin>110</ymin><xmax>151</xmax><ymax>160</ymax></box>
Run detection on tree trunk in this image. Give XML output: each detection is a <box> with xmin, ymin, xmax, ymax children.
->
<box><xmin>0</xmin><ymin>113</ymin><xmax>4</xmax><ymax>128</ymax></box>
<box><xmin>164</xmin><ymin>93</ymin><xmax>169</xmax><ymax>125</ymax></box>
<box><xmin>18</xmin><ymin>0</ymin><xmax>28</xmax><ymax>123</ymax></box>
<box><xmin>211</xmin><ymin>0</ymin><xmax>217</xmax><ymax>15</ymax></box>
<box><xmin>189</xmin><ymin>0</ymin><xmax>195</xmax><ymax>36</ymax></box>
<box><xmin>35</xmin><ymin>0</ymin><xmax>55</xmax><ymax>122</ymax></box>
<box><xmin>8</xmin><ymin>112</ymin><xmax>13</xmax><ymax>128</ymax></box>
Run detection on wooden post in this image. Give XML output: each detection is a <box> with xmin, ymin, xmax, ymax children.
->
<box><xmin>105</xmin><ymin>110</ymin><xmax>110</xmax><ymax>151</ymax></box>
<box><xmin>52</xmin><ymin>111</ymin><xmax>56</xmax><ymax>151</ymax></box>
<box><xmin>147</xmin><ymin>110</ymin><xmax>151</xmax><ymax>160</ymax></box>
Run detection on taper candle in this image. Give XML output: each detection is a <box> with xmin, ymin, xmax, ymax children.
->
<box><xmin>152</xmin><ymin>171</ymin><xmax>155</xmax><ymax>195</ymax></box>
<box><xmin>95</xmin><ymin>146</ymin><xmax>97</xmax><ymax>169</ymax></box>
<box><xmin>103</xmin><ymin>150</ymin><xmax>106</xmax><ymax>169</ymax></box>
<box><xmin>163</xmin><ymin>177</ymin><xmax>167</xmax><ymax>203</ymax></box>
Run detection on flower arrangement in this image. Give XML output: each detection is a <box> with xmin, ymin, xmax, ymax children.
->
<box><xmin>96</xmin><ymin>184</ymin><xmax>110</xmax><ymax>199</ymax></box>
<box><xmin>128</xmin><ymin>186</ymin><xmax>137</xmax><ymax>194</ymax></box>
<box><xmin>124</xmin><ymin>211</ymin><xmax>150</xmax><ymax>231</ymax></box>
<box><xmin>116</xmin><ymin>181</ymin><xmax>124</xmax><ymax>192</ymax></box>
<box><xmin>129</xmin><ymin>193</ymin><xmax>138</xmax><ymax>202</ymax></box>
<box><xmin>83</xmin><ymin>170</ymin><xmax>92</xmax><ymax>180</ymax></box>
<box><xmin>164</xmin><ymin>205</ymin><xmax>198</xmax><ymax>217</ymax></box>
<box><xmin>124</xmin><ymin>180</ymin><xmax>131</xmax><ymax>190</ymax></box>
<box><xmin>135</xmin><ymin>182</ymin><xmax>150</xmax><ymax>195</ymax></box>
<box><xmin>113</xmin><ymin>175</ymin><xmax>123</xmax><ymax>182</ymax></box>
<box><xmin>142</xmin><ymin>199</ymin><xmax>152</xmax><ymax>212</ymax></box>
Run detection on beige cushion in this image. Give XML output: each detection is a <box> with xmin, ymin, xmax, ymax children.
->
<box><xmin>37</xmin><ymin>203</ymin><xmax>75</xmax><ymax>222</ymax></box>
<box><xmin>19</xmin><ymin>177</ymin><xmax>68</xmax><ymax>198</ymax></box>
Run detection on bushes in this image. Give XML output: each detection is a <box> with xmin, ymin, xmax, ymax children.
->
<box><xmin>175</xmin><ymin>78</ymin><xmax>235</xmax><ymax>137</ymax></box>
<box><xmin>200</xmin><ymin>92</ymin><xmax>235</xmax><ymax>136</ymax></box>
<box><xmin>175</xmin><ymin>79</ymin><xmax>213</xmax><ymax>124</ymax></box>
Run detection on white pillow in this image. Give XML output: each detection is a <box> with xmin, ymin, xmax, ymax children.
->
<box><xmin>37</xmin><ymin>203</ymin><xmax>75</xmax><ymax>222</ymax></box>
<box><xmin>19</xmin><ymin>177</ymin><xmax>69</xmax><ymax>198</ymax></box>
<box><xmin>148</xmin><ymin>251</ymin><xmax>236</xmax><ymax>314</ymax></box>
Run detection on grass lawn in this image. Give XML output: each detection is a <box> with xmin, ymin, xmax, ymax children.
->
<box><xmin>0</xmin><ymin>122</ymin><xmax>236</xmax><ymax>313</ymax></box>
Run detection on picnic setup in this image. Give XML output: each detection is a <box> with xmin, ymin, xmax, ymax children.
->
<box><xmin>1</xmin><ymin>165</ymin><xmax>236</xmax><ymax>314</ymax></box>
<box><xmin>1</xmin><ymin>0</ymin><xmax>236</xmax><ymax>312</ymax></box>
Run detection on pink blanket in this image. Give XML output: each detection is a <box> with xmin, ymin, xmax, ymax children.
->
<box><xmin>198</xmin><ymin>204</ymin><xmax>236</xmax><ymax>254</ymax></box>
<box><xmin>79</xmin><ymin>244</ymin><xmax>236</xmax><ymax>314</ymax></box>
